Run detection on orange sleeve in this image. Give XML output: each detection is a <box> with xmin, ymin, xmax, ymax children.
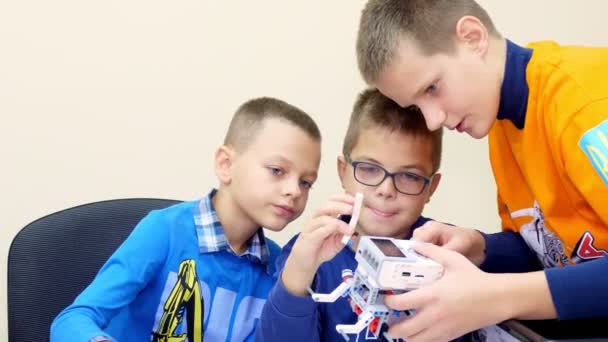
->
<box><xmin>561</xmin><ymin>100</ymin><xmax>608</xmax><ymax>226</ymax></box>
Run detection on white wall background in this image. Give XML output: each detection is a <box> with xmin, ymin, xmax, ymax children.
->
<box><xmin>1</xmin><ymin>0</ymin><xmax>607</xmax><ymax>339</ymax></box>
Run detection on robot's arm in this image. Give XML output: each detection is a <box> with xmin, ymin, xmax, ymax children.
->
<box><xmin>309</xmin><ymin>281</ymin><xmax>351</xmax><ymax>303</ymax></box>
<box><xmin>308</xmin><ymin>269</ymin><xmax>354</xmax><ymax>303</ymax></box>
<box><xmin>336</xmin><ymin>311</ymin><xmax>375</xmax><ymax>336</ymax></box>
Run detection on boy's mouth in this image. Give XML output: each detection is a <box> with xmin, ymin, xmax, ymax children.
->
<box><xmin>447</xmin><ymin>119</ymin><xmax>466</xmax><ymax>132</ymax></box>
<box><xmin>368</xmin><ymin>206</ymin><xmax>397</xmax><ymax>218</ymax></box>
<box><xmin>456</xmin><ymin>120</ymin><xmax>466</xmax><ymax>133</ymax></box>
<box><xmin>272</xmin><ymin>204</ymin><xmax>295</xmax><ymax>218</ymax></box>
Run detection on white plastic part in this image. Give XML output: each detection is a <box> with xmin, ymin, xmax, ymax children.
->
<box><xmin>336</xmin><ymin>311</ymin><xmax>374</xmax><ymax>335</ymax></box>
<box><xmin>341</xmin><ymin>192</ymin><xmax>363</xmax><ymax>245</ymax></box>
<box><xmin>310</xmin><ymin>281</ymin><xmax>351</xmax><ymax>303</ymax></box>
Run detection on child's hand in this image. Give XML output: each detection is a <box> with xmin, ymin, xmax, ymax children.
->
<box><xmin>384</xmin><ymin>243</ymin><xmax>505</xmax><ymax>341</ymax></box>
<box><xmin>281</xmin><ymin>194</ymin><xmax>355</xmax><ymax>295</ymax></box>
<box><xmin>412</xmin><ymin>221</ymin><xmax>486</xmax><ymax>266</ymax></box>
<box><xmin>384</xmin><ymin>243</ymin><xmax>555</xmax><ymax>341</ymax></box>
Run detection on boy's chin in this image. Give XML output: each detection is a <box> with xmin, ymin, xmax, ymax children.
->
<box><xmin>358</xmin><ymin>225</ymin><xmax>406</xmax><ymax>239</ymax></box>
<box><xmin>263</xmin><ymin>226</ymin><xmax>286</xmax><ymax>232</ymax></box>
<box><xmin>469</xmin><ymin>128</ymin><xmax>489</xmax><ymax>139</ymax></box>
<box><xmin>259</xmin><ymin>217</ymin><xmax>290</xmax><ymax>232</ymax></box>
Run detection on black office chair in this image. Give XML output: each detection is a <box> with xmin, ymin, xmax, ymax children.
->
<box><xmin>7</xmin><ymin>198</ymin><xmax>181</xmax><ymax>342</ymax></box>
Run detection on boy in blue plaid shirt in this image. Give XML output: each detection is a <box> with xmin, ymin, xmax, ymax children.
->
<box><xmin>51</xmin><ymin>97</ymin><xmax>322</xmax><ymax>342</ymax></box>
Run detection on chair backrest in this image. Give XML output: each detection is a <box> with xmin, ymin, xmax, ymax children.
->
<box><xmin>7</xmin><ymin>198</ymin><xmax>181</xmax><ymax>342</ymax></box>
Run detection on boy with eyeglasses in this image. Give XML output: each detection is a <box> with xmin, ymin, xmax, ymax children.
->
<box><xmin>255</xmin><ymin>89</ymin><xmax>454</xmax><ymax>342</ymax></box>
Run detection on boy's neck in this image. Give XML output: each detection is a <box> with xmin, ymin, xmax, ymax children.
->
<box><xmin>211</xmin><ymin>188</ymin><xmax>261</xmax><ymax>255</ymax></box>
<box><xmin>490</xmin><ymin>36</ymin><xmax>509</xmax><ymax>92</ymax></box>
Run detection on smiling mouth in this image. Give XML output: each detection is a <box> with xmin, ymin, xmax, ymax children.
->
<box><xmin>369</xmin><ymin>207</ymin><xmax>397</xmax><ymax>218</ymax></box>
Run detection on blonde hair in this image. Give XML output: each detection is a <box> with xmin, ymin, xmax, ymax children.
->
<box><xmin>357</xmin><ymin>0</ymin><xmax>499</xmax><ymax>84</ymax></box>
<box><xmin>224</xmin><ymin>97</ymin><xmax>321</xmax><ymax>151</ymax></box>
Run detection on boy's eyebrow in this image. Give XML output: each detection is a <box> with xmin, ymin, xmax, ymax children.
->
<box><xmin>269</xmin><ymin>155</ymin><xmax>318</xmax><ymax>178</ymax></box>
<box><xmin>355</xmin><ymin>155</ymin><xmax>428</xmax><ymax>174</ymax></box>
<box><xmin>306</xmin><ymin>171</ymin><xmax>319</xmax><ymax>179</ymax></box>
<box><xmin>268</xmin><ymin>155</ymin><xmax>293</xmax><ymax>165</ymax></box>
<box><xmin>392</xmin><ymin>80</ymin><xmax>425</xmax><ymax>108</ymax></box>
<box><xmin>355</xmin><ymin>156</ymin><xmax>384</xmax><ymax>165</ymax></box>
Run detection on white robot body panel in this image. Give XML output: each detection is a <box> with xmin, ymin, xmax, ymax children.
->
<box><xmin>355</xmin><ymin>237</ymin><xmax>443</xmax><ymax>290</ymax></box>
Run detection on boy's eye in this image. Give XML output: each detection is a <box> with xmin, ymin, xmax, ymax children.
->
<box><xmin>425</xmin><ymin>83</ymin><xmax>438</xmax><ymax>95</ymax></box>
<box><xmin>300</xmin><ymin>179</ymin><xmax>313</xmax><ymax>189</ymax></box>
<box><xmin>359</xmin><ymin>165</ymin><xmax>381</xmax><ymax>174</ymax></box>
<box><xmin>397</xmin><ymin>172</ymin><xmax>422</xmax><ymax>182</ymax></box>
<box><xmin>268</xmin><ymin>167</ymin><xmax>283</xmax><ymax>176</ymax></box>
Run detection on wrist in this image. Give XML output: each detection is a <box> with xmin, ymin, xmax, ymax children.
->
<box><xmin>469</xmin><ymin>229</ymin><xmax>487</xmax><ymax>266</ymax></box>
<box><xmin>281</xmin><ymin>256</ymin><xmax>316</xmax><ymax>296</ymax></box>
<box><xmin>486</xmin><ymin>273</ymin><xmax>519</xmax><ymax>323</ymax></box>
<box><xmin>491</xmin><ymin>271</ymin><xmax>557</xmax><ymax>320</ymax></box>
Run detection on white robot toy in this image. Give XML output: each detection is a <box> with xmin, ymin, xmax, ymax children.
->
<box><xmin>310</xmin><ymin>193</ymin><xmax>444</xmax><ymax>341</ymax></box>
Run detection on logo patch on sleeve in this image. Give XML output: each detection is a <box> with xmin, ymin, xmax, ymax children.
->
<box><xmin>579</xmin><ymin>120</ymin><xmax>608</xmax><ymax>186</ymax></box>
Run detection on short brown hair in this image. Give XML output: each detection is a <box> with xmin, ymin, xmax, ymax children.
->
<box><xmin>343</xmin><ymin>88</ymin><xmax>442</xmax><ymax>172</ymax></box>
<box><xmin>224</xmin><ymin>97</ymin><xmax>321</xmax><ymax>151</ymax></box>
<box><xmin>357</xmin><ymin>0</ymin><xmax>499</xmax><ymax>84</ymax></box>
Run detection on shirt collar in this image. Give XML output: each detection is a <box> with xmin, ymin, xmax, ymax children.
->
<box><xmin>194</xmin><ymin>189</ymin><xmax>269</xmax><ymax>265</ymax></box>
<box><xmin>496</xmin><ymin>39</ymin><xmax>533</xmax><ymax>129</ymax></box>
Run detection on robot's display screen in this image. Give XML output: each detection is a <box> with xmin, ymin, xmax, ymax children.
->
<box><xmin>371</xmin><ymin>238</ymin><xmax>405</xmax><ymax>257</ymax></box>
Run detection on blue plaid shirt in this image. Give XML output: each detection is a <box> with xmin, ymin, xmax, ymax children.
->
<box><xmin>194</xmin><ymin>189</ymin><xmax>270</xmax><ymax>265</ymax></box>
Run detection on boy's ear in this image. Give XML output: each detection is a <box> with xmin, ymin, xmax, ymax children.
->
<box><xmin>215</xmin><ymin>145</ymin><xmax>235</xmax><ymax>185</ymax></box>
<box><xmin>455</xmin><ymin>15</ymin><xmax>489</xmax><ymax>56</ymax></box>
<box><xmin>337</xmin><ymin>155</ymin><xmax>347</xmax><ymax>189</ymax></box>
<box><xmin>425</xmin><ymin>172</ymin><xmax>442</xmax><ymax>203</ymax></box>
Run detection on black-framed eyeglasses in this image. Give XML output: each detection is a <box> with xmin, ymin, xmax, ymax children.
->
<box><xmin>346</xmin><ymin>157</ymin><xmax>433</xmax><ymax>196</ymax></box>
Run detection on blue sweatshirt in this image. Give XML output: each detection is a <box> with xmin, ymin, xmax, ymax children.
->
<box><xmin>51</xmin><ymin>190</ymin><xmax>281</xmax><ymax>342</ymax></box>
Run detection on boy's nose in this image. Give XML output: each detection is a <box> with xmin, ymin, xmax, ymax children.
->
<box><xmin>376</xmin><ymin>176</ymin><xmax>396</xmax><ymax>197</ymax></box>
<box><xmin>284</xmin><ymin>179</ymin><xmax>302</xmax><ymax>198</ymax></box>
<box><xmin>418</xmin><ymin>103</ymin><xmax>446</xmax><ymax>131</ymax></box>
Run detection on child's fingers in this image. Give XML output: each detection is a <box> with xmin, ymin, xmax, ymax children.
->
<box><xmin>311</xmin><ymin>217</ymin><xmax>353</xmax><ymax>239</ymax></box>
<box><xmin>327</xmin><ymin>193</ymin><xmax>355</xmax><ymax>204</ymax></box>
<box><xmin>303</xmin><ymin>216</ymin><xmax>353</xmax><ymax>238</ymax></box>
<box><xmin>301</xmin><ymin>215</ymin><xmax>337</xmax><ymax>233</ymax></box>
<box><xmin>414</xmin><ymin>242</ymin><xmax>466</xmax><ymax>269</ymax></box>
<box><xmin>313</xmin><ymin>200</ymin><xmax>353</xmax><ymax>218</ymax></box>
<box><xmin>412</xmin><ymin>221</ymin><xmax>445</xmax><ymax>244</ymax></box>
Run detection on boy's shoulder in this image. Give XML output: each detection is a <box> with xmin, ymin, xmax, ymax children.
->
<box><xmin>526</xmin><ymin>40</ymin><xmax>608</xmax><ymax>103</ymax></box>
<box><xmin>132</xmin><ymin>199</ymin><xmax>199</xmax><ymax>239</ymax></box>
<box><xmin>523</xmin><ymin>41</ymin><xmax>608</xmax><ymax>144</ymax></box>
<box><xmin>150</xmin><ymin>199</ymin><xmax>194</xmax><ymax>214</ymax></box>
<box><xmin>145</xmin><ymin>199</ymin><xmax>197</xmax><ymax>225</ymax></box>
